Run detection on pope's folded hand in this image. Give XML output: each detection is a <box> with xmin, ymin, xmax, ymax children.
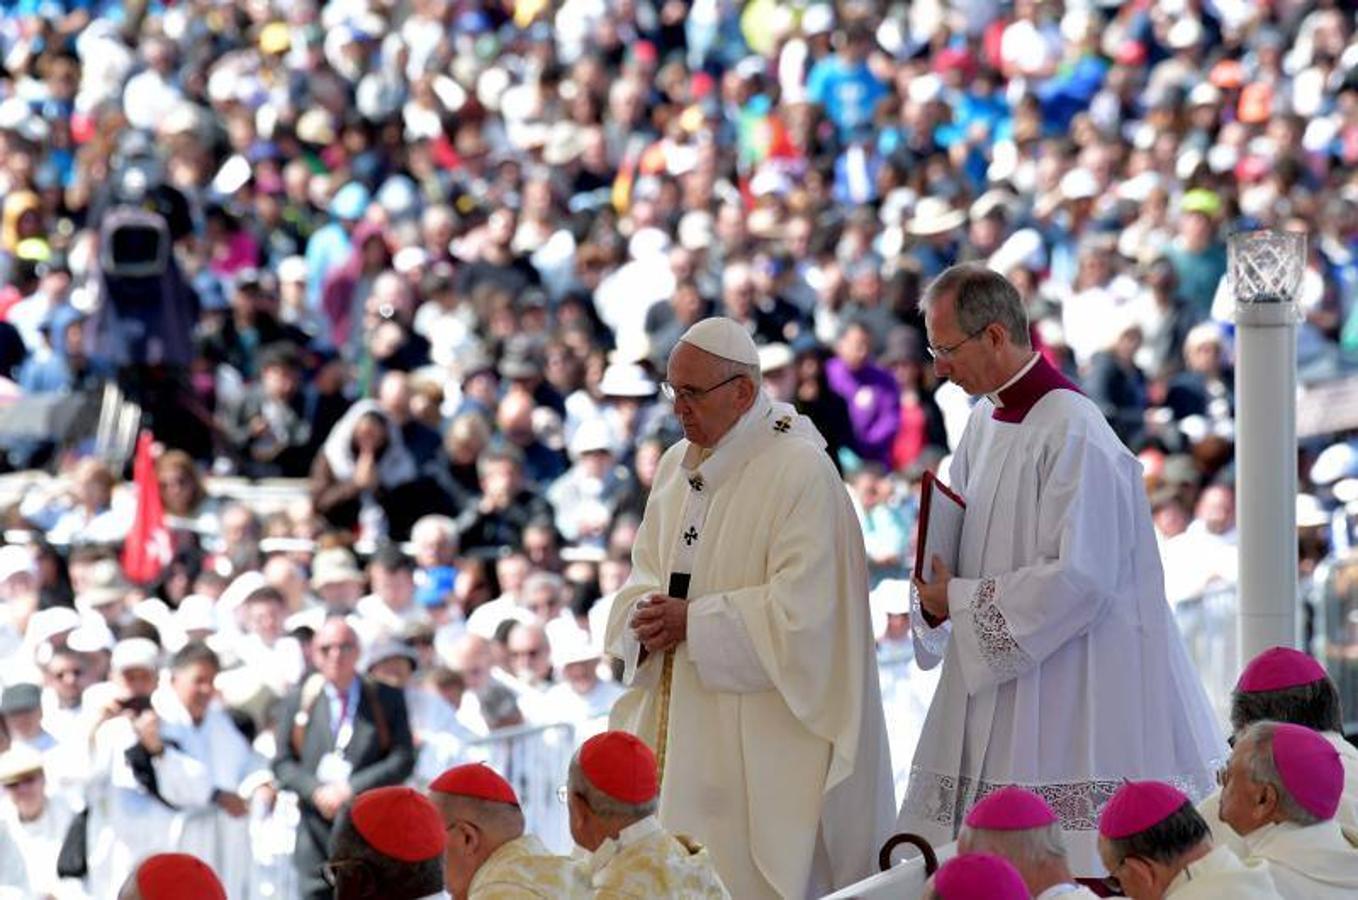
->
<box><xmin>631</xmin><ymin>594</ymin><xmax>689</xmax><ymax>653</ymax></box>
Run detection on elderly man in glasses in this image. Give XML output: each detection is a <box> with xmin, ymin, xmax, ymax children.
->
<box><xmin>1217</xmin><ymin>722</ymin><xmax>1358</xmax><ymax>899</ymax></box>
<box><xmin>899</xmin><ymin>265</ymin><xmax>1221</xmax><ymax>873</ymax></box>
<box><xmin>566</xmin><ymin>731</ymin><xmax>728</xmax><ymax>898</ymax></box>
<box><xmin>274</xmin><ymin>616</ymin><xmax>415</xmax><ymax>900</ymax></box>
<box><xmin>606</xmin><ymin>316</ymin><xmax>893</xmax><ymax>898</ymax></box>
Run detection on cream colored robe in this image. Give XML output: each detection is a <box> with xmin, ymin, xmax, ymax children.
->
<box><xmin>606</xmin><ymin>394</ymin><xmax>894</xmax><ymax>899</ymax></box>
<box><xmin>1241</xmin><ymin>820</ymin><xmax>1358</xmax><ymax>899</ymax></box>
<box><xmin>467</xmin><ymin>833</ymin><xmax>585</xmax><ymax>899</ymax></box>
<box><xmin>1165</xmin><ymin>845</ymin><xmax>1281</xmax><ymax>899</ymax></box>
<box><xmin>1201</xmin><ymin>730</ymin><xmax>1358</xmax><ymax>856</ymax></box>
<box><xmin>586</xmin><ymin>815</ymin><xmax>730</xmax><ymax>899</ymax></box>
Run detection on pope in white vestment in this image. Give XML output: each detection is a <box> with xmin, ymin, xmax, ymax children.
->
<box><xmin>901</xmin><ymin>267</ymin><xmax>1223</xmax><ymax>873</ymax></box>
<box><xmin>606</xmin><ymin>318</ymin><xmax>893</xmax><ymax>899</ymax></box>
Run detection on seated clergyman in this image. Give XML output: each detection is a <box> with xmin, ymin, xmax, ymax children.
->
<box><xmin>1218</xmin><ymin>721</ymin><xmax>1358</xmax><ymax>899</ymax></box>
<box><xmin>565</xmin><ymin>731</ymin><xmax>729</xmax><ymax>899</ymax></box>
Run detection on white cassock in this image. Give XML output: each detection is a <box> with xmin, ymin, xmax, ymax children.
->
<box><xmin>356</xmin><ymin>594</ymin><xmax>431</xmax><ymax>639</ymax></box>
<box><xmin>407</xmin><ymin>686</ymin><xmax>480</xmax><ymax>786</ymax></box>
<box><xmin>877</xmin><ymin>638</ymin><xmax>940</xmax><ymax>808</ymax></box>
<box><xmin>235</xmin><ymin>634</ymin><xmax>306</xmax><ymax>696</ymax></box>
<box><xmin>607</xmin><ymin>393</ymin><xmax>894</xmax><ymax>899</ymax></box>
<box><xmin>1200</xmin><ymin>730</ymin><xmax>1358</xmax><ymax>855</ymax></box>
<box><xmin>1165</xmin><ymin>845</ymin><xmax>1282</xmax><ymax>899</ymax></box>
<box><xmin>85</xmin><ymin>716</ymin><xmax>215</xmax><ymax>899</ymax></box>
<box><xmin>153</xmin><ymin>690</ymin><xmax>269</xmax><ymax>899</ymax></box>
<box><xmin>898</xmin><ymin>355</ymin><xmax>1223</xmax><ymax>874</ymax></box>
<box><xmin>0</xmin><ymin>816</ymin><xmax>30</xmax><ymax>896</ymax></box>
<box><xmin>543</xmin><ymin>678</ymin><xmax>625</xmax><ymax>745</ymax></box>
<box><xmin>1240</xmin><ymin>820</ymin><xmax>1358</xmax><ymax>899</ymax></box>
<box><xmin>2</xmin><ymin>793</ymin><xmax>82</xmax><ymax>900</ymax></box>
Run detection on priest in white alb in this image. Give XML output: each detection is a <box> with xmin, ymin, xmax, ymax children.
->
<box><xmin>605</xmin><ymin>317</ymin><xmax>894</xmax><ymax>899</ymax></box>
<box><xmin>901</xmin><ymin>265</ymin><xmax>1223</xmax><ymax>873</ymax></box>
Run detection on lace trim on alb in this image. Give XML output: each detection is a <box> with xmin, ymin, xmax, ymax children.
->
<box><xmin>900</xmin><ymin>766</ymin><xmax>1221</xmax><ymax>834</ymax></box>
<box><xmin>970</xmin><ymin>577</ymin><xmax>1033</xmax><ymax>680</ymax></box>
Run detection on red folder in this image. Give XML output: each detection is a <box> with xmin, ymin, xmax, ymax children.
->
<box><xmin>913</xmin><ymin>470</ymin><xmax>967</xmax><ymax>583</ymax></box>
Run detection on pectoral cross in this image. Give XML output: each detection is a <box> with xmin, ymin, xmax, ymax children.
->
<box><xmin>682</xmin><ymin>527</ymin><xmax>699</xmax><ymax>545</ymax></box>
<box><xmin>773</xmin><ymin>416</ymin><xmax>792</xmax><ymax>433</ymax></box>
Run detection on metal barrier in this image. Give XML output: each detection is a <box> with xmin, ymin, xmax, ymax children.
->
<box><xmin>466</xmin><ymin>721</ymin><xmax>579</xmax><ymax>854</ymax></box>
<box><xmin>1171</xmin><ymin>586</ymin><xmax>1240</xmax><ymax>732</ymax></box>
<box><xmin>1318</xmin><ymin>556</ymin><xmax>1358</xmax><ymax>736</ymax></box>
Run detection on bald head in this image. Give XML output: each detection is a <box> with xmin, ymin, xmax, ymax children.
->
<box><xmin>314</xmin><ymin>616</ymin><xmax>361</xmax><ymax>689</ymax></box>
<box><xmin>447</xmin><ymin>634</ymin><xmax>492</xmax><ymax>690</ymax></box>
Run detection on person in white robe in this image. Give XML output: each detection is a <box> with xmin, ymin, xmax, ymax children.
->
<box><xmin>0</xmin><ymin>813</ymin><xmax>32</xmax><ymax>896</ymax></box>
<box><xmin>872</xmin><ymin>579</ymin><xmax>939</xmax><ymax>807</ymax></box>
<box><xmin>356</xmin><ymin>545</ymin><xmax>431</xmax><ymax>639</ymax></box>
<box><xmin>152</xmin><ymin>641</ymin><xmax>271</xmax><ymax>899</ymax></box>
<box><xmin>85</xmin><ymin>639</ymin><xmax>215</xmax><ymax>900</ymax></box>
<box><xmin>957</xmin><ymin>787</ymin><xmax>1101</xmax><ymax>899</ymax></box>
<box><xmin>903</xmin><ymin>266</ymin><xmax>1223</xmax><ymax>873</ymax></box>
<box><xmin>234</xmin><ymin>585</ymin><xmax>307</xmax><ymax>697</ymax></box>
<box><xmin>1096</xmin><ymin>781</ymin><xmax>1281</xmax><ymax>900</ymax></box>
<box><xmin>1198</xmin><ymin>646</ymin><xmax>1358</xmax><ymax>854</ymax></box>
<box><xmin>543</xmin><ymin>628</ymin><xmax>624</xmax><ymax>746</ymax></box>
<box><xmin>1217</xmin><ymin>721</ymin><xmax>1358</xmax><ymax>899</ymax></box>
<box><xmin>606</xmin><ymin>317</ymin><xmax>893</xmax><ymax>899</ymax></box>
<box><xmin>0</xmin><ymin>744</ymin><xmax>82</xmax><ymax>900</ymax></box>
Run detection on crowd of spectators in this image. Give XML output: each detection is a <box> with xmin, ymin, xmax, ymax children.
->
<box><xmin>0</xmin><ymin>0</ymin><xmax>1357</xmax><ymax>895</ymax></box>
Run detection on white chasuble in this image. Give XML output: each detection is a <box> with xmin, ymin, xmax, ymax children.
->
<box><xmin>606</xmin><ymin>393</ymin><xmax>894</xmax><ymax>899</ymax></box>
<box><xmin>897</xmin><ymin>356</ymin><xmax>1224</xmax><ymax>875</ymax></box>
<box><xmin>1165</xmin><ymin>845</ymin><xmax>1282</xmax><ymax>899</ymax></box>
<box><xmin>1242</xmin><ymin>820</ymin><xmax>1358</xmax><ymax>899</ymax></box>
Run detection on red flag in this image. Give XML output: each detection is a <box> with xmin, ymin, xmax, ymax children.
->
<box><xmin>121</xmin><ymin>432</ymin><xmax>172</xmax><ymax>584</ymax></box>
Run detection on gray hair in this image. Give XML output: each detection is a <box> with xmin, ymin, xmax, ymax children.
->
<box><xmin>921</xmin><ymin>264</ymin><xmax>1031</xmax><ymax>349</ymax></box>
<box><xmin>717</xmin><ymin>357</ymin><xmax>761</xmax><ymax>388</ymax></box>
<box><xmin>522</xmin><ymin>571</ymin><xmax>565</xmax><ymax>596</ymax></box>
<box><xmin>411</xmin><ymin>514</ymin><xmax>459</xmax><ymax>545</ymax></box>
<box><xmin>567</xmin><ymin>751</ymin><xmax>658</xmax><ymax>821</ymax></box>
<box><xmin>958</xmin><ymin>822</ymin><xmax>1068</xmax><ymax>867</ymax></box>
<box><xmin>1236</xmin><ymin>721</ymin><xmax>1326</xmax><ymax>827</ymax></box>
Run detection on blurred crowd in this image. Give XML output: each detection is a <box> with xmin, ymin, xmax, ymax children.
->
<box><xmin>1</xmin><ymin>0</ymin><xmax>1358</xmax><ymax>895</ymax></box>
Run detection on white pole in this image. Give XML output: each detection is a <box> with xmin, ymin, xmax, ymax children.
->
<box><xmin>1234</xmin><ymin>303</ymin><xmax>1298</xmax><ymax>660</ymax></box>
<box><xmin>1230</xmin><ymin>230</ymin><xmax>1305</xmax><ymax>664</ymax></box>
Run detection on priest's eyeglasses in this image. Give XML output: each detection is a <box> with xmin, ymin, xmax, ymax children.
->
<box><xmin>321</xmin><ymin>859</ymin><xmax>370</xmax><ymax>888</ymax></box>
<box><xmin>925</xmin><ymin>326</ymin><xmax>988</xmax><ymax>360</ymax></box>
<box><xmin>660</xmin><ymin>374</ymin><xmax>743</xmax><ymax>404</ymax></box>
